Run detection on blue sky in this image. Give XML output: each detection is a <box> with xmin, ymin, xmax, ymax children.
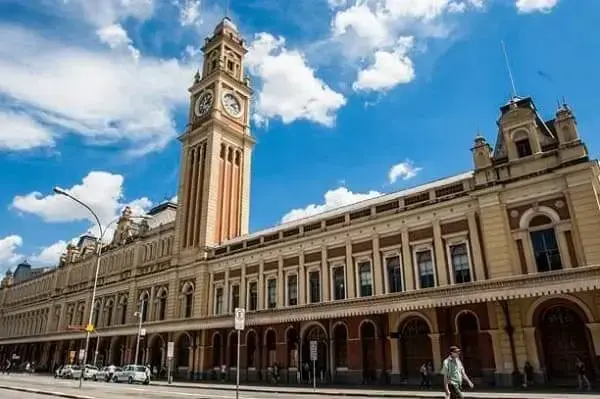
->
<box><xmin>0</xmin><ymin>0</ymin><xmax>598</xmax><ymax>272</ymax></box>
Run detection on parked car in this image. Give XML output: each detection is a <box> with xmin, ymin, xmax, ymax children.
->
<box><xmin>113</xmin><ymin>364</ymin><xmax>150</xmax><ymax>385</ymax></box>
<box><xmin>57</xmin><ymin>364</ymin><xmax>81</xmax><ymax>379</ymax></box>
<box><xmin>96</xmin><ymin>366</ymin><xmax>121</xmax><ymax>382</ymax></box>
<box><xmin>73</xmin><ymin>365</ymin><xmax>98</xmax><ymax>380</ymax></box>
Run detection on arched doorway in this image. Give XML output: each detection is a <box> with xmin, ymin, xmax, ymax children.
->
<box><xmin>148</xmin><ymin>334</ymin><xmax>165</xmax><ymax>372</ymax></box>
<box><xmin>398</xmin><ymin>317</ymin><xmax>432</xmax><ymax>379</ymax></box>
<box><xmin>538</xmin><ymin>304</ymin><xmax>594</xmax><ymax>381</ymax></box>
<box><xmin>361</xmin><ymin>321</ymin><xmax>376</xmax><ymax>383</ymax></box>
<box><xmin>212</xmin><ymin>332</ymin><xmax>222</xmax><ymax>368</ymax></box>
<box><xmin>286</xmin><ymin>327</ymin><xmax>299</xmax><ymax>369</ymax></box>
<box><xmin>246</xmin><ymin>331</ymin><xmax>257</xmax><ymax>368</ymax></box>
<box><xmin>110</xmin><ymin>336</ymin><xmax>125</xmax><ymax>365</ymax></box>
<box><xmin>228</xmin><ymin>332</ymin><xmax>238</xmax><ymax>367</ymax></box>
<box><xmin>175</xmin><ymin>333</ymin><xmax>191</xmax><ymax>379</ymax></box>
<box><xmin>265</xmin><ymin>330</ymin><xmax>276</xmax><ymax>367</ymax></box>
<box><xmin>457</xmin><ymin>312</ymin><xmax>481</xmax><ymax>377</ymax></box>
<box><xmin>302</xmin><ymin>324</ymin><xmax>328</xmax><ymax>383</ymax></box>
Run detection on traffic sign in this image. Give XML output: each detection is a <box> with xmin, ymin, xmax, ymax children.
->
<box><xmin>234</xmin><ymin>308</ymin><xmax>245</xmax><ymax>330</ymax></box>
<box><xmin>78</xmin><ymin>349</ymin><xmax>85</xmax><ymax>361</ymax></box>
<box><xmin>309</xmin><ymin>340</ymin><xmax>318</xmax><ymax>361</ymax></box>
<box><xmin>167</xmin><ymin>341</ymin><xmax>174</xmax><ymax>359</ymax></box>
<box><xmin>140</xmin><ymin>328</ymin><xmax>146</xmax><ymax>337</ymax></box>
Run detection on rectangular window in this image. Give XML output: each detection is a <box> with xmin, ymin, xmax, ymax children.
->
<box><xmin>450</xmin><ymin>243</ymin><xmax>471</xmax><ymax>283</ymax></box>
<box><xmin>248</xmin><ymin>281</ymin><xmax>258</xmax><ymax>311</ymax></box>
<box><xmin>358</xmin><ymin>261</ymin><xmax>373</xmax><ymax>297</ymax></box>
<box><xmin>515</xmin><ymin>139</ymin><xmax>532</xmax><ymax>158</ymax></box>
<box><xmin>287</xmin><ymin>275</ymin><xmax>298</xmax><ymax>306</ymax></box>
<box><xmin>231</xmin><ymin>284</ymin><xmax>240</xmax><ymax>311</ymax></box>
<box><xmin>530</xmin><ymin>229</ymin><xmax>562</xmax><ymax>272</ymax></box>
<box><xmin>309</xmin><ymin>271</ymin><xmax>321</xmax><ymax>303</ymax></box>
<box><xmin>386</xmin><ymin>256</ymin><xmax>403</xmax><ymax>293</ymax></box>
<box><xmin>333</xmin><ymin>266</ymin><xmax>345</xmax><ymax>300</ymax></box>
<box><xmin>215</xmin><ymin>287</ymin><xmax>223</xmax><ymax>315</ymax></box>
<box><xmin>267</xmin><ymin>279</ymin><xmax>277</xmax><ymax>309</ymax></box>
<box><xmin>416</xmin><ymin>250</ymin><xmax>435</xmax><ymax>288</ymax></box>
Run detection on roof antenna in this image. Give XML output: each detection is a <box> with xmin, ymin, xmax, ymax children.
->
<box><xmin>501</xmin><ymin>41</ymin><xmax>518</xmax><ymax>99</ymax></box>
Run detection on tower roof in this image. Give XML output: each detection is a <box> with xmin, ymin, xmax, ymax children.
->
<box><xmin>214</xmin><ymin>17</ymin><xmax>238</xmax><ymax>34</ymax></box>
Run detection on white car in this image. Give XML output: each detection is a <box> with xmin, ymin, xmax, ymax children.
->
<box><xmin>57</xmin><ymin>364</ymin><xmax>81</xmax><ymax>379</ymax></box>
<box><xmin>113</xmin><ymin>364</ymin><xmax>150</xmax><ymax>385</ymax></box>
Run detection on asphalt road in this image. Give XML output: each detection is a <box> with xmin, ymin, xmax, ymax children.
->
<box><xmin>0</xmin><ymin>389</ymin><xmax>60</xmax><ymax>399</ymax></box>
<box><xmin>0</xmin><ymin>374</ymin><xmax>407</xmax><ymax>399</ymax></box>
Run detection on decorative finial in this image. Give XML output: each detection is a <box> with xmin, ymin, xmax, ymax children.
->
<box><xmin>194</xmin><ymin>69</ymin><xmax>201</xmax><ymax>84</ymax></box>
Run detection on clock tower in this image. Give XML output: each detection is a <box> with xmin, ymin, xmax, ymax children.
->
<box><xmin>175</xmin><ymin>17</ymin><xmax>254</xmax><ymax>254</ymax></box>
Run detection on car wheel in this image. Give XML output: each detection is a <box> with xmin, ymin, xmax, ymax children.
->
<box><xmin>128</xmin><ymin>376</ymin><xmax>133</xmax><ymax>384</ymax></box>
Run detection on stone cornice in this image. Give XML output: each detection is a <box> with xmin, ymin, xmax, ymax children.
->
<box><xmin>1</xmin><ymin>265</ymin><xmax>598</xmax><ymax>345</ymax></box>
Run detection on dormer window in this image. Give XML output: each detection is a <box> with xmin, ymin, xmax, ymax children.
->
<box><xmin>515</xmin><ymin>138</ymin><xmax>532</xmax><ymax>158</ymax></box>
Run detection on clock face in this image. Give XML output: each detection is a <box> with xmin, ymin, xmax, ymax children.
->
<box><xmin>195</xmin><ymin>91</ymin><xmax>214</xmax><ymax>117</ymax></box>
<box><xmin>222</xmin><ymin>92</ymin><xmax>242</xmax><ymax>117</ymax></box>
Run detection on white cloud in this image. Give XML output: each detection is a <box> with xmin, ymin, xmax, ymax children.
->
<box><xmin>0</xmin><ymin>26</ymin><xmax>194</xmax><ymax>155</ymax></box>
<box><xmin>0</xmin><ymin>235</ymin><xmax>24</xmax><ymax>267</ymax></box>
<box><xmin>281</xmin><ymin>187</ymin><xmax>381</xmax><ymax>223</ymax></box>
<box><xmin>11</xmin><ymin>171</ymin><xmax>152</xmax><ymax>229</ymax></box>
<box><xmin>0</xmin><ymin>111</ymin><xmax>55</xmax><ymax>151</ymax></box>
<box><xmin>246</xmin><ymin>33</ymin><xmax>346</xmax><ymax>127</ymax></box>
<box><xmin>388</xmin><ymin>159</ymin><xmax>422</xmax><ymax>183</ymax></box>
<box><xmin>61</xmin><ymin>0</ymin><xmax>155</xmax><ymax>27</ymax></box>
<box><xmin>29</xmin><ymin>240</ymin><xmax>67</xmax><ymax>266</ymax></box>
<box><xmin>515</xmin><ymin>0</ymin><xmax>559</xmax><ymax>13</ymax></box>
<box><xmin>96</xmin><ymin>24</ymin><xmax>140</xmax><ymax>61</ymax></box>
<box><xmin>353</xmin><ymin>37</ymin><xmax>415</xmax><ymax>91</ymax></box>
<box><xmin>177</xmin><ymin>0</ymin><xmax>203</xmax><ymax>26</ymax></box>
<box><xmin>330</xmin><ymin>0</ymin><xmax>484</xmax><ymax>92</ymax></box>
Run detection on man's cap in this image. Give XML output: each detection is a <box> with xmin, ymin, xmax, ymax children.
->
<box><xmin>449</xmin><ymin>345</ymin><xmax>461</xmax><ymax>353</ymax></box>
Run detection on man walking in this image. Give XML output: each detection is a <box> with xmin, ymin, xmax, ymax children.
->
<box><xmin>441</xmin><ymin>346</ymin><xmax>474</xmax><ymax>399</ymax></box>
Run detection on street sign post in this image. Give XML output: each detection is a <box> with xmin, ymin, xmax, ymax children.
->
<box><xmin>167</xmin><ymin>341</ymin><xmax>174</xmax><ymax>384</ymax></box>
<box><xmin>234</xmin><ymin>308</ymin><xmax>245</xmax><ymax>399</ymax></box>
<box><xmin>140</xmin><ymin>328</ymin><xmax>146</xmax><ymax>337</ymax></box>
<box><xmin>310</xmin><ymin>340</ymin><xmax>317</xmax><ymax>390</ymax></box>
<box><xmin>78</xmin><ymin>349</ymin><xmax>85</xmax><ymax>362</ymax></box>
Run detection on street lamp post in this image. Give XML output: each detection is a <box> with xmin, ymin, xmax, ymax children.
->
<box><xmin>134</xmin><ymin>300</ymin><xmax>145</xmax><ymax>366</ymax></box>
<box><xmin>53</xmin><ymin>187</ymin><xmax>151</xmax><ymax>388</ymax></box>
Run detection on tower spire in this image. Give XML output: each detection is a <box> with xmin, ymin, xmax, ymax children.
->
<box><xmin>501</xmin><ymin>41</ymin><xmax>518</xmax><ymax>99</ymax></box>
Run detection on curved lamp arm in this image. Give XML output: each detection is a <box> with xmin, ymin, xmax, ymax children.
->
<box><xmin>53</xmin><ymin>187</ymin><xmax>104</xmax><ymax>241</ymax></box>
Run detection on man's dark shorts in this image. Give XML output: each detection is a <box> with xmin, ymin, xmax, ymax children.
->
<box><xmin>447</xmin><ymin>383</ymin><xmax>464</xmax><ymax>399</ymax></box>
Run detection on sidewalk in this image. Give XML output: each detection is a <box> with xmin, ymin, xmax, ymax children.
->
<box><xmin>152</xmin><ymin>380</ymin><xmax>597</xmax><ymax>399</ymax></box>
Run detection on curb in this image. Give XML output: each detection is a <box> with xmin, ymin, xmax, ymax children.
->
<box><xmin>0</xmin><ymin>384</ymin><xmax>96</xmax><ymax>399</ymax></box>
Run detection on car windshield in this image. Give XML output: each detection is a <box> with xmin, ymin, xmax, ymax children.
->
<box><xmin>135</xmin><ymin>366</ymin><xmax>146</xmax><ymax>372</ymax></box>
<box><xmin>72</xmin><ymin>365</ymin><xmax>81</xmax><ymax>370</ymax></box>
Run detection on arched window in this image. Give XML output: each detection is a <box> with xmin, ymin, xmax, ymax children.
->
<box><xmin>513</xmin><ymin>131</ymin><xmax>532</xmax><ymax>158</ymax></box>
<box><xmin>181</xmin><ymin>283</ymin><xmax>194</xmax><ymax>319</ymax></box>
<box><xmin>528</xmin><ymin>214</ymin><xmax>562</xmax><ymax>272</ymax></box>
<box><xmin>119</xmin><ymin>296</ymin><xmax>128</xmax><ymax>325</ymax></box>
<box><xmin>139</xmin><ymin>292</ymin><xmax>150</xmax><ymax>322</ymax></box>
<box><xmin>105</xmin><ymin>300</ymin><xmax>114</xmax><ymax>327</ymax></box>
<box><xmin>92</xmin><ymin>301</ymin><xmax>101</xmax><ymax>327</ymax></box>
<box><xmin>156</xmin><ymin>288</ymin><xmax>168</xmax><ymax>321</ymax></box>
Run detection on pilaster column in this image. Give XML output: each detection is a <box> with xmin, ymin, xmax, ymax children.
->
<box><xmin>345</xmin><ymin>240</ymin><xmax>356</xmax><ymax>298</ymax></box>
<box><xmin>298</xmin><ymin>252</ymin><xmax>306</xmax><ymax>305</ymax></box>
<box><xmin>277</xmin><ymin>256</ymin><xmax>284</xmax><ymax>307</ymax></box>
<box><xmin>428</xmin><ymin>333</ymin><xmax>442</xmax><ymax>373</ymax></box>
<box><xmin>321</xmin><ymin>246</ymin><xmax>330</xmax><ymax>301</ymax></box>
<box><xmin>556</xmin><ymin>227</ymin><xmax>573</xmax><ymax>269</ymax></box>
<box><xmin>198</xmin><ymin>330</ymin><xmax>206</xmax><ymax>377</ymax></box>
<box><xmin>522</xmin><ymin>234</ymin><xmax>536</xmax><ymax>274</ymax></box>
<box><xmin>467</xmin><ymin>212</ymin><xmax>486</xmax><ymax>280</ymax></box>
<box><xmin>401</xmin><ymin>229</ymin><xmax>415</xmax><ymax>290</ymax></box>
<box><xmin>522</xmin><ymin>326</ymin><xmax>541</xmax><ymax>371</ymax></box>
<box><xmin>488</xmin><ymin>329</ymin><xmax>505</xmax><ymax>372</ymax></box>
<box><xmin>224</xmin><ymin>268</ymin><xmax>230</xmax><ymax>313</ymax></box>
<box><xmin>258</xmin><ymin>261</ymin><xmax>265</xmax><ymax>310</ymax></box>
<box><xmin>586</xmin><ymin>323</ymin><xmax>600</xmax><ymax>356</ymax></box>
<box><xmin>432</xmin><ymin>220</ymin><xmax>449</xmax><ymax>286</ymax></box>
<box><xmin>240</xmin><ymin>264</ymin><xmax>247</xmax><ymax>309</ymax></box>
<box><xmin>372</xmin><ymin>234</ymin><xmax>383</xmax><ymax>295</ymax></box>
